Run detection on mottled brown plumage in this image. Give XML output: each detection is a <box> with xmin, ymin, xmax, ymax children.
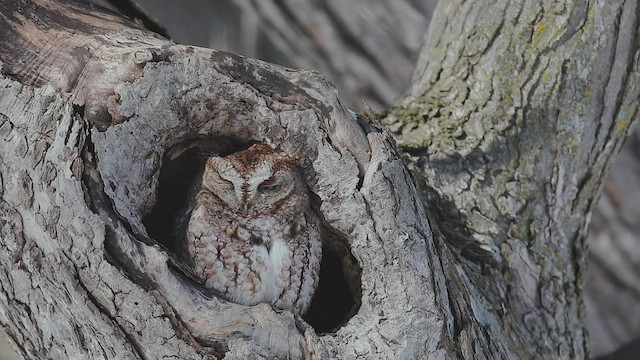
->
<box><xmin>179</xmin><ymin>144</ymin><xmax>322</xmax><ymax>314</ymax></box>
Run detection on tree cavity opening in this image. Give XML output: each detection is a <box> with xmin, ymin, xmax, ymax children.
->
<box><xmin>142</xmin><ymin>138</ymin><xmax>361</xmax><ymax>333</ymax></box>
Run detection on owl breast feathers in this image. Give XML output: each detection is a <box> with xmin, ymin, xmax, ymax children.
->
<box><xmin>181</xmin><ymin>144</ymin><xmax>322</xmax><ymax>314</ymax></box>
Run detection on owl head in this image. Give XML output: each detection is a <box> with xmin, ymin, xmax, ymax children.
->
<box><xmin>201</xmin><ymin>144</ymin><xmax>306</xmax><ymax>215</ymax></box>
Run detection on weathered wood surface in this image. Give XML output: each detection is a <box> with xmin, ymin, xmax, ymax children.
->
<box><xmin>385</xmin><ymin>0</ymin><xmax>640</xmax><ymax>358</ymax></box>
<box><xmin>0</xmin><ymin>0</ymin><xmax>444</xmax><ymax>358</ymax></box>
<box><xmin>1</xmin><ymin>0</ymin><xmax>640</xmax><ymax>359</ymax></box>
<box><xmin>209</xmin><ymin>1</ymin><xmax>640</xmax><ymax>357</ymax></box>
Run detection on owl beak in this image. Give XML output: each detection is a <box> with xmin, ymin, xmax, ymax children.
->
<box><xmin>242</xmin><ymin>193</ymin><xmax>257</xmax><ymax>213</ymax></box>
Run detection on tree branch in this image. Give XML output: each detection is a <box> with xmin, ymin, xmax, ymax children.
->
<box><xmin>387</xmin><ymin>0</ymin><xmax>640</xmax><ymax>358</ymax></box>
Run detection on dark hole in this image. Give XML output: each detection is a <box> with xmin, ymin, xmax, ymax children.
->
<box><xmin>143</xmin><ymin>146</ymin><xmax>203</xmax><ymax>255</ymax></box>
<box><xmin>303</xmin><ymin>235</ymin><xmax>362</xmax><ymax>333</ymax></box>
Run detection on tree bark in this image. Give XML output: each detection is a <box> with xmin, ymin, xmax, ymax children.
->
<box><xmin>385</xmin><ymin>0</ymin><xmax>640</xmax><ymax>358</ymax></box>
<box><xmin>0</xmin><ymin>0</ymin><xmax>441</xmax><ymax>359</ymax></box>
<box><xmin>188</xmin><ymin>1</ymin><xmax>640</xmax><ymax>357</ymax></box>
<box><xmin>1</xmin><ymin>0</ymin><xmax>639</xmax><ymax>359</ymax></box>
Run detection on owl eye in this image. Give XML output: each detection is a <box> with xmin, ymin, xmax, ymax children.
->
<box><xmin>258</xmin><ymin>177</ymin><xmax>280</xmax><ymax>192</ymax></box>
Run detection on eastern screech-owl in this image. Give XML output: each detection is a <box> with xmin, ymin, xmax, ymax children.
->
<box><xmin>179</xmin><ymin>144</ymin><xmax>322</xmax><ymax>314</ymax></box>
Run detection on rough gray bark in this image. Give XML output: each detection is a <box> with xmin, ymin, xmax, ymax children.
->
<box><xmin>0</xmin><ymin>0</ymin><xmax>443</xmax><ymax>359</ymax></box>
<box><xmin>132</xmin><ymin>0</ymin><xmax>437</xmax><ymax>111</ymax></box>
<box><xmin>183</xmin><ymin>0</ymin><xmax>640</xmax><ymax>357</ymax></box>
<box><xmin>385</xmin><ymin>0</ymin><xmax>640</xmax><ymax>358</ymax></box>
<box><xmin>1</xmin><ymin>0</ymin><xmax>639</xmax><ymax>360</ymax></box>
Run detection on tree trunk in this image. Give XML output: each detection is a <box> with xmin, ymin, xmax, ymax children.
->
<box><xmin>385</xmin><ymin>0</ymin><xmax>640</xmax><ymax>358</ymax></box>
<box><xmin>0</xmin><ymin>0</ymin><xmax>438</xmax><ymax>358</ymax></box>
<box><xmin>0</xmin><ymin>1</ymin><xmax>638</xmax><ymax>360</ymax></box>
<box><xmin>182</xmin><ymin>1</ymin><xmax>640</xmax><ymax>357</ymax></box>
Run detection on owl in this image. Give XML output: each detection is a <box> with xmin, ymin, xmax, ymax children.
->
<box><xmin>178</xmin><ymin>144</ymin><xmax>322</xmax><ymax>314</ymax></box>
